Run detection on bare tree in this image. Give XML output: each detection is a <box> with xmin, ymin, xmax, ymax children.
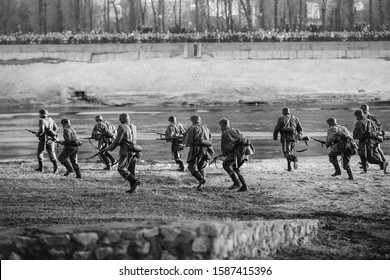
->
<box><xmin>138</xmin><ymin>0</ymin><xmax>147</xmax><ymax>27</ymax></box>
<box><xmin>274</xmin><ymin>0</ymin><xmax>278</xmax><ymax>30</ymax></box>
<box><xmin>378</xmin><ymin>0</ymin><xmax>384</xmax><ymax>27</ymax></box>
<box><xmin>319</xmin><ymin>0</ymin><xmax>328</xmax><ymax>31</ymax></box>
<box><xmin>369</xmin><ymin>0</ymin><xmax>373</xmax><ymax>30</ymax></box>
<box><xmin>240</xmin><ymin>0</ymin><xmax>254</xmax><ymax>31</ymax></box>
<box><xmin>299</xmin><ymin>0</ymin><xmax>303</xmax><ymax>30</ymax></box>
<box><xmin>223</xmin><ymin>0</ymin><xmax>233</xmax><ymax>31</ymax></box>
<box><xmin>128</xmin><ymin>0</ymin><xmax>136</xmax><ymax>31</ymax></box>
<box><xmin>111</xmin><ymin>0</ymin><xmax>120</xmax><ymax>32</ymax></box>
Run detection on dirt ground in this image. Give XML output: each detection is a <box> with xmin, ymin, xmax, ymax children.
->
<box><xmin>0</xmin><ymin>156</ymin><xmax>389</xmax><ymax>259</ymax></box>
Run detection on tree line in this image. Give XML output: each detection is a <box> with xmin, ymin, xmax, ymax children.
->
<box><xmin>1</xmin><ymin>0</ymin><xmax>390</xmax><ymax>35</ymax></box>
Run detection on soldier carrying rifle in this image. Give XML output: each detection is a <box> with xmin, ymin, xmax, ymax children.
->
<box><xmin>91</xmin><ymin>115</ymin><xmax>117</xmax><ymax>170</ymax></box>
<box><xmin>353</xmin><ymin>109</ymin><xmax>388</xmax><ymax>174</ymax></box>
<box><xmin>161</xmin><ymin>116</ymin><xmax>187</xmax><ymax>172</ymax></box>
<box><xmin>31</xmin><ymin>108</ymin><xmax>59</xmax><ymax>174</ymax></box>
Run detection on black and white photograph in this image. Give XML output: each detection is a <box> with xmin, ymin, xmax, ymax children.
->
<box><xmin>0</xmin><ymin>0</ymin><xmax>389</xmax><ymax>278</ymax></box>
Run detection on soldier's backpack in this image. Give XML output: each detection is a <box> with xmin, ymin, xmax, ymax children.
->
<box><xmin>232</xmin><ymin>128</ymin><xmax>256</xmax><ymax>155</ymax></box>
<box><xmin>336</xmin><ymin>128</ymin><xmax>357</xmax><ymax>156</ymax></box>
<box><xmin>280</xmin><ymin>116</ymin><xmax>298</xmax><ymax>141</ymax></box>
<box><xmin>102</xmin><ymin>121</ymin><xmax>117</xmax><ymax>139</ymax></box>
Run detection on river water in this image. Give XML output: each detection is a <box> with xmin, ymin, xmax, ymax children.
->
<box><xmin>0</xmin><ymin>103</ymin><xmax>389</xmax><ymax>162</ymax></box>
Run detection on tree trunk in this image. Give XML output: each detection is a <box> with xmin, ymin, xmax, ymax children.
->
<box><xmin>348</xmin><ymin>0</ymin><xmax>354</xmax><ymax>30</ymax></box>
<box><xmin>56</xmin><ymin>0</ymin><xmax>63</xmax><ymax>32</ymax></box>
<box><xmin>321</xmin><ymin>0</ymin><xmax>326</xmax><ymax>31</ymax></box>
<box><xmin>106</xmin><ymin>0</ymin><xmax>110</xmax><ymax>32</ymax></box>
<box><xmin>151</xmin><ymin>0</ymin><xmax>158</xmax><ymax>31</ymax></box>
<box><xmin>369</xmin><ymin>0</ymin><xmax>373</xmax><ymax>30</ymax></box>
<box><xmin>274</xmin><ymin>0</ymin><xmax>278</xmax><ymax>31</ymax></box>
<box><xmin>128</xmin><ymin>0</ymin><xmax>136</xmax><ymax>32</ymax></box>
<box><xmin>179</xmin><ymin>0</ymin><xmax>181</xmax><ymax>31</ymax></box>
<box><xmin>378</xmin><ymin>0</ymin><xmax>384</xmax><ymax>27</ymax></box>
<box><xmin>111</xmin><ymin>1</ymin><xmax>120</xmax><ymax>32</ymax></box>
<box><xmin>299</xmin><ymin>0</ymin><xmax>303</xmax><ymax>31</ymax></box>
<box><xmin>240</xmin><ymin>0</ymin><xmax>253</xmax><ymax>31</ymax></box>
<box><xmin>138</xmin><ymin>0</ymin><xmax>146</xmax><ymax>26</ymax></box>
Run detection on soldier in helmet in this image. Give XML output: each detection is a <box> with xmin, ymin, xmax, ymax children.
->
<box><xmin>325</xmin><ymin>117</ymin><xmax>354</xmax><ymax>180</ymax></box>
<box><xmin>107</xmin><ymin>113</ymin><xmax>141</xmax><ymax>193</ymax></box>
<box><xmin>353</xmin><ymin>109</ymin><xmax>388</xmax><ymax>174</ymax></box>
<box><xmin>219</xmin><ymin>118</ymin><xmax>254</xmax><ymax>192</ymax></box>
<box><xmin>183</xmin><ymin>115</ymin><xmax>214</xmax><ymax>192</ymax></box>
<box><xmin>164</xmin><ymin>116</ymin><xmax>187</xmax><ymax>171</ymax></box>
<box><xmin>91</xmin><ymin>115</ymin><xmax>117</xmax><ymax>170</ymax></box>
<box><xmin>57</xmin><ymin>119</ymin><xmax>81</xmax><ymax>179</ymax></box>
<box><xmin>35</xmin><ymin>108</ymin><xmax>59</xmax><ymax>174</ymax></box>
<box><xmin>273</xmin><ymin>107</ymin><xmax>303</xmax><ymax>171</ymax></box>
<box><xmin>360</xmin><ymin>104</ymin><xmax>386</xmax><ymax>165</ymax></box>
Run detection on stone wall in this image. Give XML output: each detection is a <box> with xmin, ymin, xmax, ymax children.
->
<box><xmin>0</xmin><ymin>219</ymin><xmax>318</xmax><ymax>260</ymax></box>
<box><xmin>0</xmin><ymin>42</ymin><xmax>389</xmax><ymax>61</ymax></box>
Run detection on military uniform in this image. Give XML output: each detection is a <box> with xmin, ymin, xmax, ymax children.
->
<box><xmin>165</xmin><ymin>116</ymin><xmax>187</xmax><ymax>171</ymax></box>
<box><xmin>91</xmin><ymin>115</ymin><xmax>117</xmax><ymax>170</ymax></box>
<box><xmin>353</xmin><ymin>110</ymin><xmax>388</xmax><ymax>174</ymax></box>
<box><xmin>326</xmin><ymin>118</ymin><xmax>354</xmax><ymax>180</ymax></box>
<box><xmin>35</xmin><ymin>108</ymin><xmax>59</xmax><ymax>173</ymax></box>
<box><xmin>219</xmin><ymin>118</ymin><xmax>252</xmax><ymax>192</ymax></box>
<box><xmin>273</xmin><ymin>108</ymin><xmax>303</xmax><ymax>171</ymax></box>
<box><xmin>58</xmin><ymin>119</ymin><xmax>81</xmax><ymax>178</ymax></box>
<box><xmin>361</xmin><ymin>104</ymin><xmax>386</xmax><ymax>163</ymax></box>
<box><xmin>183</xmin><ymin>115</ymin><xmax>214</xmax><ymax>191</ymax></box>
<box><xmin>107</xmin><ymin>113</ymin><xmax>140</xmax><ymax>193</ymax></box>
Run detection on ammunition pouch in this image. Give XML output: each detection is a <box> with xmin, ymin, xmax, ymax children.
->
<box><xmin>71</xmin><ymin>139</ymin><xmax>83</xmax><ymax>147</ymax></box>
<box><xmin>281</xmin><ymin>127</ymin><xmax>295</xmax><ymax>133</ymax></box>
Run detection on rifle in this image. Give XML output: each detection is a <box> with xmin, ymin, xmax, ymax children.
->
<box><xmin>209</xmin><ymin>154</ymin><xmax>224</xmax><ymax>167</ymax></box>
<box><xmin>25</xmin><ymin>129</ymin><xmax>37</xmax><ymax>134</ymax></box>
<box><xmin>307</xmin><ymin>137</ymin><xmax>327</xmax><ymax>148</ymax></box>
<box><xmin>86</xmin><ymin>148</ymin><xmax>108</xmax><ymax>160</ymax></box>
<box><xmin>82</xmin><ymin>137</ymin><xmax>96</xmax><ymax>140</ymax></box>
<box><xmin>155</xmin><ymin>132</ymin><xmax>183</xmax><ymax>142</ymax></box>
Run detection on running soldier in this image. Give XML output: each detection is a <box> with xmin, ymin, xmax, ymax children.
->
<box><xmin>165</xmin><ymin>116</ymin><xmax>187</xmax><ymax>171</ymax></box>
<box><xmin>106</xmin><ymin>113</ymin><xmax>141</xmax><ymax>194</ymax></box>
<box><xmin>360</xmin><ymin>104</ymin><xmax>386</xmax><ymax>166</ymax></box>
<box><xmin>273</xmin><ymin>107</ymin><xmax>303</xmax><ymax>171</ymax></box>
<box><xmin>91</xmin><ymin>115</ymin><xmax>117</xmax><ymax>170</ymax></box>
<box><xmin>353</xmin><ymin>109</ymin><xmax>388</xmax><ymax>174</ymax></box>
<box><xmin>35</xmin><ymin>108</ymin><xmax>59</xmax><ymax>174</ymax></box>
<box><xmin>57</xmin><ymin>119</ymin><xmax>81</xmax><ymax>179</ymax></box>
<box><xmin>325</xmin><ymin>117</ymin><xmax>354</xmax><ymax>180</ymax></box>
<box><xmin>183</xmin><ymin>115</ymin><xmax>214</xmax><ymax>192</ymax></box>
<box><xmin>219</xmin><ymin>118</ymin><xmax>254</xmax><ymax>192</ymax></box>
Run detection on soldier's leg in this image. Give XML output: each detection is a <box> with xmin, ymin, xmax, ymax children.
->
<box><xmin>99</xmin><ymin>152</ymin><xmax>111</xmax><ymax>170</ymax></box>
<box><xmin>46</xmin><ymin>142</ymin><xmax>58</xmax><ymax>174</ymax></box>
<box><xmin>234</xmin><ymin>159</ymin><xmax>248</xmax><ymax>192</ymax></box>
<box><xmin>329</xmin><ymin>152</ymin><xmax>341</xmax><ymax>176</ymax></box>
<box><xmin>223</xmin><ymin>156</ymin><xmax>240</xmax><ymax>190</ymax></box>
<box><xmin>58</xmin><ymin>147</ymin><xmax>74</xmax><ymax>176</ymax></box>
<box><xmin>125</xmin><ymin>155</ymin><xmax>140</xmax><ymax>193</ymax></box>
<box><xmin>106</xmin><ymin>151</ymin><xmax>117</xmax><ymax>166</ymax></box>
<box><xmin>188</xmin><ymin>158</ymin><xmax>203</xmax><ymax>183</ymax></box>
<box><xmin>377</xmin><ymin>144</ymin><xmax>386</xmax><ymax>163</ymax></box>
<box><xmin>173</xmin><ymin>148</ymin><xmax>184</xmax><ymax>171</ymax></box>
<box><xmin>36</xmin><ymin>141</ymin><xmax>45</xmax><ymax>172</ymax></box>
<box><xmin>69</xmin><ymin>149</ymin><xmax>81</xmax><ymax>179</ymax></box>
<box><xmin>342</xmin><ymin>153</ymin><xmax>353</xmax><ymax>180</ymax></box>
<box><xmin>368</xmin><ymin>147</ymin><xmax>389</xmax><ymax>174</ymax></box>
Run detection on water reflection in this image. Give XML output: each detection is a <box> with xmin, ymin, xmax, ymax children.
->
<box><xmin>0</xmin><ymin>103</ymin><xmax>389</xmax><ymax>162</ymax></box>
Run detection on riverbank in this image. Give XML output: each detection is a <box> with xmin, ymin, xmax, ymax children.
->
<box><xmin>0</xmin><ymin>157</ymin><xmax>389</xmax><ymax>259</ymax></box>
<box><xmin>1</xmin><ymin>58</ymin><xmax>390</xmax><ymax>108</ymax></box>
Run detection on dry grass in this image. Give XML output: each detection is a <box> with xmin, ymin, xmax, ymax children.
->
<box><xmin>1</xmin><ymin>157</ymin><xmax>390</xmax><ymax>259</ymax></box>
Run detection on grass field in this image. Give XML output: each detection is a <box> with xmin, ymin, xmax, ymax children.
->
<box><xmin>1</xmin><ymin>157</ymin><xmax>389</xmax><ymax>260</ymax></box>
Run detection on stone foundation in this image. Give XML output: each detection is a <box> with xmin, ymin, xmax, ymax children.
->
<box><xmin>0</xmin><ymin>219</ymin><xmax>318</xmax><ymax>260</ymax></box>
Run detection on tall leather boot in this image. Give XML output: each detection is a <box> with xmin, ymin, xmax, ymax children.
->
<box><xmin>62</xmin><ymin>161</ymin><xmax>74</xmax><ymax>176</ymax></box>
<box><xmin>75</xmin><ymin>168</ymin><xmax>81</xmax><ymax>179</ymax></box>
<box><xmin>126</xmin><ymin>174</ymin><xmax>140</xmax><ymax>194</ymax></box>
<box><xmin>237</xmin><ymin>172</ymin><xmax>248</xmax><ymax>192</ymax></box>
<box><xmin>331</xmin><ymin>160</ymin><xmax>341</xmax><ymax>176</ymax></box>
<box><xmin>176</xmin><ymin>160</ymin><xmax>185</xmax><ymax>172</ymax></box>
<box><xmin>107</xmin><ymin>153</ymin><xmax>117</xmax><ymax>166</ymax></box>
<box><xmin>36</xmin><ymin>161</ymin><xmax>43</xmax><ymax>172</ymax></box>
<box><xmin>192</xmin><ymin>171</ymin><xmax>205</xmax><ymax>191</ymax></box>
<box><xmin>52</xmin><ymin>160</ymin><xmax>58</xmax><ymax>174</ymax></box>
<box><xmin>287</xmin><ymin>160</ymin><xmax>292</xmax><ymax>172</ymax></box>
<box><xmin>228</xmin><ymin>173</ymin><xmax>241</xmax><ymax>190</ymax></box>
<box><xmin>346</xmin><ymin>169</ymin><xmax>353</xmax><ymax>180</ymax></box>
<box><xmin>100</xmin><ymin>153</ymin><xmax>111</xmax><ymax>170</ymax></box>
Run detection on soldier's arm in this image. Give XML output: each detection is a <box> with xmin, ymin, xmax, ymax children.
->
<box><xmin>59</xmin><ymin>129</ymin><xmax>72</xmax><ymax>145</ymax></box>
<box><xmin>273</xmin><ymin>118</ymin><xmax>282</xmax><ymax>140</ymax></box>
<box><xmin>295</xmin><ymin>117</ymin><xmax>303</xmax><ymax>133</ymax></box>
<box><xmin>107</xmin><ymin>125</ymin><xmax>124</xmax><ymax>151</ymax></box>
<box><xmin>35</xmin><ymin>119</ymin><xmax>45</xmax><ymax>137</ymax></box>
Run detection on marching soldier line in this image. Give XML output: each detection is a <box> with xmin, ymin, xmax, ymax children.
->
<box><xmin>31</xmin><ymin>104</ymin><xmax>388</xmax><ymax>194</ymax></box>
